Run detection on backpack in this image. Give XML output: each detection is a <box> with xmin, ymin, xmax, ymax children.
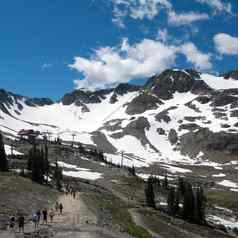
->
<box><xmin>32</xmin><ymin>214</ymin><xmax>38</xmax><ymax>222</ymax></box>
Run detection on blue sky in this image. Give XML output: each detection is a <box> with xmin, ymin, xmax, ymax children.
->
<box><xmin>0</xmin><ymin>0</ymin><xmax>238</xmax><ymax>99</ymax></box>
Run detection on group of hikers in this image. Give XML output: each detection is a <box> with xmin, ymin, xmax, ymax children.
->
<box><xmin>8</xmin><ymin>202</ymin><xmax>64</xmax><ymax>233</ymax></box>
<box><xmin>7</xmin><ymin>182</ymin><xmax>79</xmax><ymax>234</ymax></box>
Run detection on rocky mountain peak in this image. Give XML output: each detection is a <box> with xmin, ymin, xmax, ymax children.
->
<box><xmin>220</xmin><ymin>70</ymin><xmax>238</xmax><ymax>80</ymax></box>
<box><xmin>144</xmin><ymin>69</ymin><xmax>200</xmax><ymax>99</ymax></box>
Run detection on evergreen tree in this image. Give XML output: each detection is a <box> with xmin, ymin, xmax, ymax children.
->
<box><xmin>182</xmin><ymin>182</ymin><xmax>195</xmax><ymax>221</ymax></box>
<box><xmin>194</xmin><ymin>186</ymin><xmax>206</xmax><ymax>224</ymax></box>
<box><xmin>145</xmin><ymin>176</ymin><xmax>155</xmax><ymax>208</ymax></box>
<box><xmin>54</xmin><ymin>161</ymin><xmax>63</xmax><ymax>190</ymax></box>
<box><xmin>163</xmin><ymin>172</ymin><xmax>168</xmax><ymax>190</ymax></box>
<box><xmin>0</xmin><ymin>132</ymin><xmax>8</xmax><ymax>171</ymax></box>
<box><xmin>167</xmin><ymin>187</ymin><xmax>176</xmax><ymax>215</ymax></box>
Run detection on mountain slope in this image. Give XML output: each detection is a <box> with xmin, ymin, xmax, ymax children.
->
<box><xmin>1</xmin><ymin>69</ymin><xmax>238</xmax><ymax>167</ymax></box>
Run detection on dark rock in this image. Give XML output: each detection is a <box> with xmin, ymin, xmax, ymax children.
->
<box><xmin>168</xmin><ymin>129</ymin><xmax>178</xmax><ymax>144</ymax></box>
<box><xmin>126</xmin><ymin>93</ymin><xmax>163</xmax><ymax>115</ymax></box>
<box><xmin>220</xmin><ymin>124</ymin><xmax>231</xmax><ymax>128</ymax></box>
<box><xmin>195</xmin><ymin>96</ymin><xmax>211</xmax><ymax>104</ymax></box>
<box><xmin>91</xmin><ymin>131</ymin><xmax>117</xmax><ymax>154</ymax></box>
<box><xmin>180</xmin><ymin>128</ymin><xmax>238</xmax><ymax>157</ymax></box>
<box><xmin>184</xmin><ymin>116</ymin><xmax>205</xmax><ymax>122</ymax></box>
<box><xmin>144</xmin><ymin>69</ymin><xmax>200</xmax><ymax>99</ymax></box>
<box><xmin>234</xmin><ymin>122</ymin><xmax>238</xmax><ymax>127</ymax></box>
<box><xmin>25</xmin><ymin>98</ymin><xmax>54</xmax><ymax>107</ymax></box>
<box><xmin>211</xmin><ymin>95</ymin><xmax>238</xmax><ymax>107</ymax></box>
<box><xmin>191</xmin><ymin>80</ymin><xmax>213</xmax><ymax>95</ymax></box>
<box><xmin>230</xmin><ymin>110</ymin><xmax>238</xmax><ymax>117</ymax></box>
<box><xmin>109</xmin><ymin>83</ymin><xmax>141</xmax><ymax>104</ymax></box>
<box><xmin>220</xmin><ymin>69</ymin><xmax>238</xmax><ymax>80</ymax></box>
<box><xmin>61</xmin><ymin>88</ymin><xmax>113</xmax><ymax>105</ymax></box>
<box><xmin>157</xmin><ymin>128</ymin><xmax>165</xmax><ymax>135</ymax></box>
<box><xmin>155</xmin><ymin>106</ymin><xmax>177</xmax><ymax>123</ymax></box>
<box><xmin>179</xmin><ymin>123</ymin><xmax>200</xmax><ymax>131</ymax></box>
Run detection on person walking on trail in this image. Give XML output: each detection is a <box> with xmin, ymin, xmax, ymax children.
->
<box><xmin>42</xmin><ymin>208</ymin><xmax>48</xmax><ymax>225</ymax></box>
<box><xmin>9</xmin><ymin>215</ymin><xmax>15</xmax><ymax>231</ymax></box>
<box><xmin>55</xmin><ymin>202</ymin><xmax>59</xmax><ymax>214</ymax></box>
<box><xmin>32</xmin><ymin>212</ymin><xmax>38</xmax><ymax>230</ymax></box>
<box><xmin>49</xmin><ymin>208</ymin><xmax>54</xmax><ymax>223</ymax></box>
<box><xmin>59</xmin><ymin>203</ymin><xmax>63</xmax><ymax>215</ymax></box>
<box><xmin>36</xmin><ymin>209</ymin><xmax>41</xmax><ymax>226</ymax></box>
<box><xmin>17</xmin><ymin>214</ymin><xmax>24</xmax><ymax>233</ymax></box>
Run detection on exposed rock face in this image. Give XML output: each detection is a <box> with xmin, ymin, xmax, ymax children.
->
<box><xmin>25</xmin><ymin>98</ymin><xmax>54</xmax><ymax>107</ymax></box>
<box><xmin>126</xmin><ymin>93</ymin><xmax>163</xmax><ymax>115</ymax></box>
<box><xmin>210</xmin><ymin>89</ymin><xmax>238</xmax><ymax>107</ymax></box>
<box><xmin>91</xmin><ymin>131</ymin><xmax>117</xmax><ymax>154</ymax></box>
<box><xmin>144</xmin><ymin>69</ymin><xmax>200</xmax><ymax>99</ymax></box>
<box><xmin>191</xmin><ymin>80</ymin><xmax>213</xmax><ymax>95</ymax></box>
<box><xmin>0</xmin><ymin>89</ymin><xmax>53</xmax><ymax>116</ymax></box>
<box><xmin>180</xmin><ymin>128</ymin><xmax>238</xmax><ymax>158</ymax></box>
<box><xmin>157</xmin><ymin>128</ymin><xmax>165</xmax><ymax>135</ymax></box>
<box><xmin>155</xmin><ymin>106</ymin><xmax>177</xmax><ymax>123</ymax></box>
<box><xmin>110</xmin><ymin>83</ymin><xmax>140</xmax><ymax>104</ymax></box>
<box><xmin>221</xmin><ymin>70</ymin><xmax>238</xmax><ymax>80</ymax></box>
<box><xmin>61</xmin><ymin>88</ymin><xmax>113</xmax><ymax>105</ymax></box>
<box><xmin>168</xmin><ymin>129</ymin><xmax>178</xmax><ymax>144</ymax></box>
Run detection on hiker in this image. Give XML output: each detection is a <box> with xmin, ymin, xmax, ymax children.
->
<box><xmin>59</xmin><ymin>203</ymin><xmax>63</xmax><ymax>215</ymax></box>
<box><xmin>55</xmin><ymin>202</ymin><xmax>59</xmax><ymax>214</ymax></box>
<box><xmin>32</xmin><ymin>212</ymin><xmax>38</xmax><ymax>230</ymax></box>
<box><xmin>36</xmin><ymin>209</ymin><xmax>41</xmax><ymax>225</ymax></box>
<box><xmin>73</xmin><ymin>190</ymin><xmax>76</xmax><ymax>199</ymax></box>
<box><xmin>17</xmin><ymin>214</ymin><xmax>24</xmax><ymax>233</ymax></box>
<box><xmin>42</xmin><ymin>208</ymin><xmax>48</xmax><ymax>225</ymax></box>
<box><xmin>49</xmin><ymin>208</ymin><xmax>54</xmax><ymax>223</ymax></box>
<box><xmin>9</xmin><ymin>215</ymin><xmax>15</xmax><ymax>231</ymax></box>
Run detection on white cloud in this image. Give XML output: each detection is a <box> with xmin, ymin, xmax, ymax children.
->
<box><xmin>168</xmin><ymin>10</ymin><xmax>209</xmax><ymax>26</ymax></box>
<box><xmin>41</xmin><ymin>63</ymin><xmax>52</xmax><ymax>70</ymax></box>
<box><xmin>179</xmin><ymin>43</ymin><xmax>212</xmax><ymax>70</ymax></box>
<box><xmin>157</xmin><ymin>28</ymin><xmax>169</xmax><ymax>42</ymax></box>
<box><xmin>214</xmin><ymin>33</ymin><xmax>238</xmax><ymax>55</ymax></box>
<box><xmin>111</xmin><ymin>0</ymin><xmax>172</xmax><ymax>28</ymax></box>
<box><xmin>196</xmin><ymin>0</ymin><xmax>232</xmax><ymax>14</ymax></box>
<box><xmin>69</xmin><ymin>39</ymin><xmax>212</xmax><ymax>90</ymax></box>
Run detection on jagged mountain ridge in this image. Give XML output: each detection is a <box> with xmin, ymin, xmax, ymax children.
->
<box><xmin>1</xmin><ymin>69</ymin><xmax>238</xmax><ymax>167</ymax></box>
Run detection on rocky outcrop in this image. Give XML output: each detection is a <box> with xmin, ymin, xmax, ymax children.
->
<box><xmin>25</xmin><ymin>98</ymin><xmax>54</xmax><ymax>107</ymax></box>
<box><xmin>144</xmin><ymin>69</ymin><xmax>200</xmax><ymax>99</ymax></box>
<box><xmin>180</xmin><ymin>128</ymin><xmax>238</xmax><ymax>159</ymax></box>
<box><xmin>168</xmin><ymin>129</ymin><xmax>178</xmax><ymax>144</ymax></box>
<box><xmin>220</xmin><ymin>70</ymin><xmax>238</xmax><ymax>80</ymax></box>
<box><xmin>191</xmin><ymin>80</ymin><xmax>213</xmax><ymax>95</ymax></box>
<box><xmin>61</xmin><ymin>88</ymin><xmax>113</xmax><ymax>105</ymax></box>
<box><xmin>126</xmin><ymin>93</ymin><xmax>163</xmax><ymax>115</ymax></box>
<box><xmin>155</xmin><ymin>106</ymin><xmax>177</xmax><ymax>123</ymax></box>
<box><xmin>91</xmin><ymin>131</ymin><xmax>117</xmax><ymax>154</ymax></box>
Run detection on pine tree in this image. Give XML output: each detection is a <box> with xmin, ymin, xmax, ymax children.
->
<box><xmin>163</xmin><ymin>172</ymin><xmax>168</xmax><ymax>190</ymax></box>
<box><xmin>182</xmin><ymin>182</ymin><xmax>195</xmax><ymax>221</ymax></box>
<box><xmin>167</xmin><ymin>187</ymin><xmax>176</xmax><ymax>215</ymax></box>
<box><xmin>0</xmin><ymin>132</ymin><xmax>8</xmax><ymax>171</ymax></box>
<box><xmin>54</xmin><ymin>161</ymin><xmax>63</xmax><ymax>190</ymax></box>
<box><xmin>145</xmin><ymin>176</ymin><xmax>155</xmax><ymax>208</ymax></box>
<box><xmin>194</xmin><ymin>186</ymin><xmax>206</xmax><ymax>224</ymax></box>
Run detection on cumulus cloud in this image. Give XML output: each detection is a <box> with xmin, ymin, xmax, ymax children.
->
<box><xmin>180</xmin><ymin>43</ymin><xmax>212</xmax><ymax>70</ymax></box>
<box><xmin>111</xmin><ymin>0</ymin><xmax>172</xmax><ymax>28</ymax></box>
<box><xmin>195</xmin><ymin>0</ymin><xmax>232</xmax><ymax>14</ymax></box>
<box><xmin>69</xmin><ymin>39</ymin><xmax>212</xmax><ymax>90</ymax></box>
<box><xmin>213</xmin><ymin>33</ymin><xmax>238</xmax><ymax>55</ymax></box>
<box><xmin>168</xmin><ymin>10</ymin><xmax>209</xmax><ymax>26</ymax></box>
<box><xmin>69</xmin><ymin>39</ymin><xmax>177</xmax><ymax>90</ymax></box>
<box><xmin>41</xmin><ymin>63</ymin><xmax>52</xmax><ymax>70</ymax></box>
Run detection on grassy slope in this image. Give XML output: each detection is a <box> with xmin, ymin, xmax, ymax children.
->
<box><xmin>0</xmin><ymin>172</ymin><xmax>59</xmax><ymax>216</ymax></box>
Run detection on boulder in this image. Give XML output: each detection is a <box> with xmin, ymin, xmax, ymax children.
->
<box><xmin>168</xmin><ymin>129</ymin><xmax>178</xmax><ymax>144</ymax></box>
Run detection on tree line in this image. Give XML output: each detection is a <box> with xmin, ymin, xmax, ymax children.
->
<box><xmin>145</xmin><ymin>175</ymin><xmax>206</xmax><ymax>225</ymax></box>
